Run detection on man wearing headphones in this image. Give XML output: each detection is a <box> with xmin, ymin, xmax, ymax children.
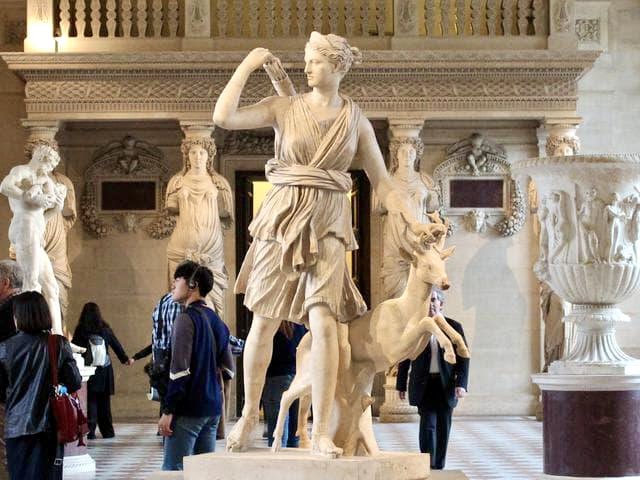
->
<box><xmin>158</xmin><ymin>260</ymin><xmax>230</xmax><ymax>471</ymax></box>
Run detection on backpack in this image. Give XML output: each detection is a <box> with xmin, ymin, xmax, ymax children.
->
<box><xmin>88</xmin><ymin>334</ymin><xmax>109</xmax><ymax>367</ymax></box>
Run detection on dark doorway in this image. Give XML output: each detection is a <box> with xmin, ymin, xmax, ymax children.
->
<box><xmin>234</xmin><ymin>170</ymin><xmax>371</xmax><ymax>416</ymax></box>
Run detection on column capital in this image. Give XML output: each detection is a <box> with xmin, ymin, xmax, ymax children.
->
<box><xmin>22</xmin><ymin>119</ymin><xmax>61</xmax><ymax>156</ymax></box>
<box><xmin>541</xmin><ymin>118</ymin><xmax>581</xmax><ymax>156</ymax></box>
<box><xmin>387</xmin><ymin>117</ymin><xmax>425</xmax><ymax>139</ymax></box>
<box><xmin>179</xmin><ymin>121</ymin><xmax>215</xmax><ymax>140</ymax></box>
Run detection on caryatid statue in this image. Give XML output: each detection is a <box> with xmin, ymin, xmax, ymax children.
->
<box><xmin>165</xmin><ymin>137</ymin><xmax>233</xmax><ymax>318</ymax></box>
<box><xmin>42</xmin><ymin>156</ymin><xmax>77</xmax><ymax>323</ymax></box>
<box><xmin>0</xmin><ymin>144</ymin><xmax>66</xmax><ymax>334</ymax></box>
<box><xmin>379</xmin><ymin>140</ymin><xmax>440</xmax><ymax>300</ymax></box>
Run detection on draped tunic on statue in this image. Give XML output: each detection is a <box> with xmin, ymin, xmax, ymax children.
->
<box><xmin>235</xmin><ymin>94</ymin><xmax>368</xmax><ymax>323</ymax></box>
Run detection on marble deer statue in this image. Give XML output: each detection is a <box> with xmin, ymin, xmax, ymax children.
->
<box><xmin>272</xmin><ymin>213</ymin><xmax>470</xmax><ymax>456</ymax></box>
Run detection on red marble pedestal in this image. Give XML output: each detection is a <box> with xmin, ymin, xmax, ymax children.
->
<box><xmin>533</xmin><ymin>374</ymin><xmax>640</xmax><ymax>479</ymax></box>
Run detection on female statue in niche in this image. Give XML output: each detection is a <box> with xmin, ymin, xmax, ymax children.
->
<box><xmin>379</xmin><ymin>141</ymin><xmax>440</xmax><ymax>300</ymax></box>
<box><xmin>165</xmin><ymin>138</ymin><xmax>233</xmax><ymax>317</ymax></box>
<box><xmin>213</xmin><ymin>32</ymin><xmax>445</xmax><ymax>457</ymax></box>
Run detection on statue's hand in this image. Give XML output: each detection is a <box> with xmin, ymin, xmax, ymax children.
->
<box><xmin>240</xmin><ymin>48</ymin><xmax>275</xmax><ymax>73</ymax></box>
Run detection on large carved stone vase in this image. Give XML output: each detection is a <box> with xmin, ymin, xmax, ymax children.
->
<box><xmin>515</xmin><ymin>154</ymin><xmax>640</xmax><ymax>374</ymax></box>
<box><xmin>514</xmin><ymin>154</ymin><xmax>640</xmax><ymax>479</ymax></box>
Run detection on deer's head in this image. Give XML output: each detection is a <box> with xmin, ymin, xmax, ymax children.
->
<box><xmin>402</xmin><ymin>212</ymin><xmax>455</xmax><ymax>290</ymax></box>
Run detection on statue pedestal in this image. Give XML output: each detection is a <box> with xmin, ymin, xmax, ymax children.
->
<box><xmin>379</xmin><ymin>373</ymin><xmax>419</xmax><ymax>423</ymax></box>
<box><xmin>63</xmin><ymin>354</ymin><xmax>96</xmax><ymax>478</ymax></box>
<box><xmin>533</xmin><ymin>371</ymin><xmax>640</xmax><ymax>478</ymax></box>
<box><xmin>181</xmin><ymin>449</ymin><xmax>433</xmax><ymax>480</ymax></box>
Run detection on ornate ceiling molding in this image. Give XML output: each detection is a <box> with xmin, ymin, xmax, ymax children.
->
<box><xmin>1</xmin><ymin>50</ymin><xmax>601</xmax><ymax>121</ymax></box>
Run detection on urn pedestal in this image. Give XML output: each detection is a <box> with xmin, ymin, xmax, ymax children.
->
<box><xmin>64</xmin><ymin>353</ymin><xmax>96</xmax><ymax>478</ymax></box>
<box><xmin>514</xmin><ymin>154</ymin><xmax>640</xmax><ymax>479</ymax></box>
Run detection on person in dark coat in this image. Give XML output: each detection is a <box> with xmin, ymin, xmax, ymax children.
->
<box><xmin>0</xmin><ymin>291</ymin><xmax>81</xmax><ymax>480</ymax></box>
<box><xmin>72</xmin><ymin>302</ymin><xmax>131</xmax><ymax>439</ymax></box>
<box><xmin>396</xmin><ymin>288</ymin><xmax>469</xmax><ymax>470</ymax></box>
<box><xmin>0</xmin><ymin>259</ymin><xmax>23</xmax><ymax>342</ymax></box>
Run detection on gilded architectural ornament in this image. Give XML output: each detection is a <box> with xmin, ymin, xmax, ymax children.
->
<box><xmin>80</xmin><ymin>135</ymin><xmax>169</xmax><ymax>238</ymax></box>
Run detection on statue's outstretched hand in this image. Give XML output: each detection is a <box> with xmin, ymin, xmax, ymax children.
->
<box><xmin>240</xmin><ymin>48</ymin><xmax>276</xmax><ymax>73</ymax></box>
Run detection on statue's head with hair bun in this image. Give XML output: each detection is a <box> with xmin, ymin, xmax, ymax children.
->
<box><xmin>305</xmin><ymin>31</ymin><xmax>363</xmax><ymax>74</ymax></box>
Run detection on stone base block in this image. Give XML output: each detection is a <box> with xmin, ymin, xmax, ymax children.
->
<box><xmin>549</xmin><ymin>360</ymin><xmax>640</xmax><ymax>376</ymax></box>
<box><xmin>539</xmin><ymin>475</ymin><xmax>640</xmax><ymax>480</ymax></box>
<box><xmin>62</xmin><ymin>453</ymin><xmax>96</xmax><ymax>478</ymax></box>
<box><xmin>183</xmin><ymin>448</ymin><xmax>433</xmax><ymax>480</ymax></box>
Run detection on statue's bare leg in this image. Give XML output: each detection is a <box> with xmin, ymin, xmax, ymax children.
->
<box><xmin>226</xmin><ymin>314</ymin><xmax>279</xmax><ymax>452</ymax></box>
<box><xmin>13</xmin><ymin>235</ymin><xmax>40</xmax><ymax>292</ymax></box>
<box><xmin>39</xmin><ymin>248</ymin><xmax>62</xmax><ymax>334</ymax></box>
<box><xmin>308</xmin><ymin>304</ymin><xmax>343</xmax><ymax>458</ymax></box>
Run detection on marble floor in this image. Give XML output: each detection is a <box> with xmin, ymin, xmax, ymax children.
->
<box><xmin>79</xmin><ymin>416</ymin><xmax>542</xmax><ymax>479</ymax></box>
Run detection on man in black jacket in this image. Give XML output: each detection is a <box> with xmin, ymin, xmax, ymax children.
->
<box><xmin>396</xmin><ymin>288</ymin><xmax>469</xmax><ymax>470</ymax></box>
<box><xmin>0</xmin><ymin>259</ymin><xmax>23</xmax><ymax>342</ymax></box>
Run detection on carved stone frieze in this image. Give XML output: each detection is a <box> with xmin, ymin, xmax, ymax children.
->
<box><xmin>222</xmin><ymin>131</ymin><xmax>275</xmax><ymax>155</ymax></box>
<box><xmin>80</xmin><ymin>135</ymin><xmax>170</xmax><ymax>238</ymax></box>
<box><xmin>1</xmin><ymin>50</ymin><xmax>600</xmax><ymax>119</ymax></box>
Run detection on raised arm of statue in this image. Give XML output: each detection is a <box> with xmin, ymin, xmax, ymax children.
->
<box><xmin>212</xmin><ymin>48</ymin><xmax>283</xmax><ymax>131</ymax></box>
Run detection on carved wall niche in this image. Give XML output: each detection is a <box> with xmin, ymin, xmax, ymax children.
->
<box><xmin>80</xmin><ymin>135</ymin><xmax>171</xmax><ymax>238</ymax></box>
<box><xmin>433</xmin><ymin>133</ymin><xmax>526</xmax><ymax>236</ymax></box>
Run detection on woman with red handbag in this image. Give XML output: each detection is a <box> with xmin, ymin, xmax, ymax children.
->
<box><xmin>0</xmin><ymin>291</ymin><xmax>81</xmax><ymax>480</ymax></box>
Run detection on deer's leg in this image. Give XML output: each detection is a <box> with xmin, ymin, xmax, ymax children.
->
<box><xmin>272</xmin><ymin>378</ymin><xmax>310</xmax><ymax>453</ymax></box>
<box><xmin>297</xmin><ymin>393</ymin><xmax>312</xmax><ymax>449</ymax></box>
<box><xmin>433</xmin><ymin>314</ymin><xmax>470</xmax><ymax>358</ymax></box>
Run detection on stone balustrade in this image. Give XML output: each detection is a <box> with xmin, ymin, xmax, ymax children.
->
<box><xmin>23</xmin><ymin>0</ymin><xmax>553</xmax><ymax>52</ymax></box>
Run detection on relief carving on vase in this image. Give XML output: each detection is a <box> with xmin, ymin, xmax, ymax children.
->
<box><xmin>434</xmin><ymin>133</ymin><xmax>526</xmax><ymax>236</ymax></box>
<box><xmin>80</xmin><ymin>135</ymin><xmax>170</xmax><ymax>238</ymax></box>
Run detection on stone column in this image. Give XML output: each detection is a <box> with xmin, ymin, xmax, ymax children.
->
<box><xmin>377</xmin><ymin>118</ymin><xmax>425</xmax><ymax>423</ymax></box>
<box><xmin>64</xmin><ymin>354</ymin><xmax>97</xmax><ymax>478</ymax></box>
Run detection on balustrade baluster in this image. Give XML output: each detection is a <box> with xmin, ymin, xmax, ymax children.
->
<box><xmin>470</xmin><ymin>0</ymin><xmax>482</xmax><ymax>34</ymax></box>
<box><xmin>217</xmin><ymin>0</ymin><xmax>228</xmax><ymax>36</ymax></box>
<box><xmin>281</xmin><ymin>0</ymin><xmax>291</xmax><ymax>35</ymax></box>
<box><xmin>76</xmin><ymin>0</ymin><xmax>87</xmax><ymax>36</ymax></box>
<box><xmin>441</xmin><ymin>0</ymin><xmax>452</xmax><ymax>36</ymax></box>
<box><xmin>374</xmin><ymin>0</ymin><xmax>384</xmax><ymax>36</ymax></box>
<box><xmin>486</xmin><ymin>0</ymin><xmax>498</xmax><ymax>35</ymax></box>
<box><xmin>532</xmin><ymin>0</ymin><xmax>545</xmax><ymax>35</ymax></box>
<box><xmin>312</xmin><ymin>0</ymin><xmax>322</xmax><ymax>32</ymax></box>
<box><xmin>121</xmin><ymin>0</ymin><xmax>133</xmax><ymax>36</ymax></box>
<box><xmin>424</xmin><ymin>0</ymin><xmax>436</xmax><ymax>37</ymax></box>
<box><xmin>502</xmin><ymin>0</ymin><xmax>514</xmax><ymax>36</ymax></box>
<box><xmin>90</xmin><ymin>0</ymin><xmax>100</xmax><ymax>36</ymax></box>
<box><xmin>360</xmin><ymin>0</ymin><xmax>369</xmax><ymax>35</ymax></box>
<box><xmin>167</xmin><ymin>0</ymin><xmax>178</xmax><ymax>36</ymax></box>
<box><xmin>137</xmin><ymin>0</ymin><xmax>148</xmax><ymax>36</ymax></box>
<box><xmin>328</xmin><ymin>1</ymin><xmax>339</xmax><ymax>33</ymax></box>
<box><xmin>151</xmin><ymin>0</ymin><xmax>162</xmax><ymax>35</ymax></box>
<box><xmin>59</xmin><ymin>0</ymin><xmax>71</xmax><ymax>36</ymax></box>
<box><xmin>344</xmin><ymin>1</ymin><xmax>355</xmax><ymax>36</ymax></box>
<box><xmin>502</xmin><ymin>0</ymin><xmax>514</xmax><ymax>35</ymax></box>
<box><xmin>265</xmin><ymin>0</ymin><xmax>275</xmax><ymax>37</ymax></box>
<box><xmin>455</xmin><ymin>0</ymin><xmax>465</xmax><ymax>35</ymax></box>
<box><xmin>249</xmin><ymin>0</ymin><xmax>259</xmax><ymax>36</ymax></box>
<box><xmin>234</xmin><ymin>0</ymin><xmax>244</xmax><ymax>36</ymax></box>
<box><xmin>295</xmin><ymin>0</ymin><xmax>306</xmax><ymax>36</ymax></box>
<box><xmin>106</xmin><ymin>0</ymin><xmax>116</xmax><ymax>36</ymax></box>
<box><xmin>517</xmin><ymin>0</ymin><xmax>529</xmax><ymax>35</ymax></box>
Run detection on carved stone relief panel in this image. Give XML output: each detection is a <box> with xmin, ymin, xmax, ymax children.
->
<box><xmin>80</xmin><ymin>135</ymin><xmax>170</xmax><ymax>238</ymax></box>
<box><xmin>433</xmin><ymin>133</ymin><xmax>526</xmax><ymax>236</ymax></box>
<box><xmin>575</xmin><ymin>1</ymin><xmax>609</xmax><ymax>51</ymax></box>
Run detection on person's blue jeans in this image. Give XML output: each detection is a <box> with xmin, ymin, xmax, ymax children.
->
<box><xmin>162</xmin><ymin>415</ymin><xmax>220</xmax><ymax>471</ymax></box>
<box><xmin>262</xmin><ymin>374</ymin><xmax>299</xmax><ymax>448</ymax></box>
